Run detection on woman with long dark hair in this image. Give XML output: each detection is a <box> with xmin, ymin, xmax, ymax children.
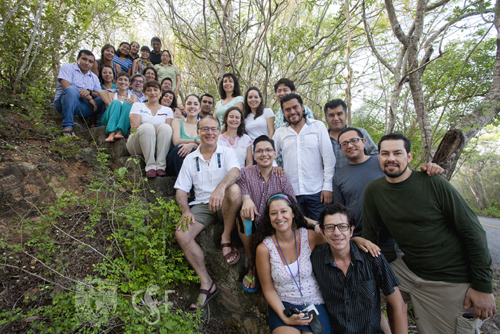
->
<box><xmin>92</xmin><ymin>44</ymin><xmax>121</xmax><ymax>77</ymax></box>
<box><xmin>218</xmin><ymin>106</ymin><xmax>252</xmax><ymax>168</ymax></box>
<box><xmin>244</xmin><ymin>87</ymin><xmax>275</xmax><ymax>140</ymax></box>
<box><xmin>214</xmin><ymin>73</ymin><xmax>244</xmax><ymax>127</ymax></box>
<box><xmin>98</xmin><ymin>64</ymin><xmax>116</xmax><ymax>90</ymax></box>
<box><xmin>113</xmin><ymin>42</ymin><xmax>134</xmax><ymax>75</ymax></box>
<box><xmin>255</xmin><ymin>193</ymin><xmax>331</xmax><ymax>334</ymax></box>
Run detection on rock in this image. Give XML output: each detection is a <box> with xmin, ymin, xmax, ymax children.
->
<box><xmin>0</xmin><ymin>162</ymin><xmax>56</xmax><ymax>224</ymax></box>
<box><xmin>23</xmin><ymin>288</ymin><xmax>40</xmax><ymax>304</ymax></box>
<box><xmin>177</xmin><ymin>222</ymin><xmax>270</xmax><ymax>333</ymax></box>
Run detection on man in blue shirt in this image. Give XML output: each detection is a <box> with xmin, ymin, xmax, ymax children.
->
<box><xmin>53</xmin><ymin>50</ymin><xmax>103</xmax><ymax>137</ymax></box>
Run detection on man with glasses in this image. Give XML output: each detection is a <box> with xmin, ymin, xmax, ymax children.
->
<box><xmin>333</xmin><ymin>127</ymin><xmax>443</xmax><ymax>259</ymax></box>
<box><xmin>174</xmin><ymin>116</ymin><xmax>242</xmax><ymax>311</ymax></box>
<box><xmin>128</xmin><ymin>74</ymin><xmax>146</xmax><ymax>102</ymax></box>
<box><xmin>234</xmin><ymin>135</ymin><xmax>296</xmax><ymax>292</ymax></box>
<box><xmin>324</xmin><ymin>99</ymin><xmax>378</xmax><ymax>174</ymax></box>
<box><xmin>311</xmin><ymin>204</ymin><xmax>407</xmax><ymax>333</ymax></box>
<box><xmin>363</xmin><ymin>133</ymin><xmax>496</xmax><ymax>333</ymax></box>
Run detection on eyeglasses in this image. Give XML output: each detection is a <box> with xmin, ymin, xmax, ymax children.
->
<box><xmin>323</xmin><ymin>223</ymin><xmax>350</xmax><ymax>232</ymax></box>
<box><xmin>254</xmin><ymin>148</ymin><xmax>274</xmax><ymax>155</ymax></box>
<box><xmin>340</xmin><ymin>138</ymin><xmax>363</xmax><ymax>149</ymax></box>
<box><xmin>199</xmin><ymin>127</ymin><xmax>220</xmax><ymax>133</ymax></box>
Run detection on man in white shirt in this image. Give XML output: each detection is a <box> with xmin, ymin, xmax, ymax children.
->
<box><xmin>274</xmin><ymin>93</ymin><xmax>335</xmax><ymax>220</ymax></box>
<box><xmin>174</xmin><ymin>116</ymin><xmax>242</xmax><ymax>311</ymax></box>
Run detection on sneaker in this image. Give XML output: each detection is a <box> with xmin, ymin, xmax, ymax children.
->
<box><xmin>146</xmin><ymin>169</ymin><xmax>157</xmax><ymax>179</ymax></box>
<box><xmin>156</xmin><ymin>169</ymin><xmax>167</xmax><ymax>177</ymax></box>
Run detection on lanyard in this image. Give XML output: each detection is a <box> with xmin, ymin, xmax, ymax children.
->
<box><xmin>275</xmin><ymin>229</ymin><xmax>303</xmax><ymax>300</ymax></box>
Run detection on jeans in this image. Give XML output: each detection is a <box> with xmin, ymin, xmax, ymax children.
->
<box><xmin>53</xmin><ymin>86</ymin><xmax>104</xmax><ymax>128</ymax></box>
<box><xmin>296</xmin><ymin>191</ymin><xmax>324</xmax><ymax>220</ymax></box>
<box><xmin>167</xmin><ymin>144</ymin><xmax>195</xmax><ymax>176</ymax></box>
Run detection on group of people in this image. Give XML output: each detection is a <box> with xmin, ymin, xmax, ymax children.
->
<box><xmin>53</xmin><ymin>40</ymin><xmax>496</xmax><ymax>334</ymax></box>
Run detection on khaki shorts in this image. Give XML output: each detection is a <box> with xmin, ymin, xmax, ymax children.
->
<box><xmin>390</xmin><ymin>257</ymin><xmax>482</xmax><ymax>334</ymax></box>
<box><xmin>190</xmin><ymin>203</ymin><xmax>223</xmax><ymax>227</ymax></box>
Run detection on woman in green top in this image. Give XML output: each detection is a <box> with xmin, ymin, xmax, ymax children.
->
<box><xmin>98</xmin><ymin>65</ymin><xmax>117</xmax><ymax>90</ymax></box>
<box><xmin>215</xmin><ymin>73</ymin><xmax>244</xmax><ymax>128</ymax></box>
<box><xmin>167</xmin><ymin>94</ymin><xmax>201</xmax><ymax>175</ymax></box>
<box><xmin>155</xmin><ymin>50</ymin><xmax>181</xmax><ymax>96</ymax></box>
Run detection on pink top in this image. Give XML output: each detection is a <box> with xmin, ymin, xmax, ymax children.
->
<box><xmin>263</xmin><ymin>227</ymin><xmax>324</xmax><ymax>305</ymax></box>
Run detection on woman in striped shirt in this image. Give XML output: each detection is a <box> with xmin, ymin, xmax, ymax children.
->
<box><xmin>112</xmin><ymin>42</ymin><xmax>133</xmax><ymax>75</ymax></box>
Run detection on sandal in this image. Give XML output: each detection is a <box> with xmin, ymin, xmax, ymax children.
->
<box><xmin>221</xmin><ymin>242</ymin><xmax>240</xmax><ymax>265</ymax></box>
<box><xmin>188</xmin><ymin>282</ymin><xmax>219</xmax><ymax>312</ymax></box>
<box><xmin>242</xmin><ymin>274</ymin><xmax>258</xmax><ymax>293</ymax></box>
<box><xmin>62</xmin><ymin>129</ymin><xmax>75</xmax><ymax>137</ymax></box>
<box><xmin>104</xmin><ymin>136</ymin><xmax>115</xmax><ymax>142</ymax></box>
<box><xmin>114</xmin><ymin>134</ymin><xmax>124</xmax><ymax>140</ymax></box>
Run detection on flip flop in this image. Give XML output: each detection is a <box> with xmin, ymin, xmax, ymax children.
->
<box><xmin>242</xmin><ymin>275</ymin><xmax>258</xmax><ymax>293</ymax></box>
<box><xmin>113</xmin><ymin>134</ymin><xmax>124</xmax><ymax>140</ymax></box>
<box><xmin>188</xmin><ymin>282</ymin><xmax>219</xmax><ymax>312</ymax></box>
<box><xmin>104</xmin><ymin>136</ymin><xmax>115</xmax><ymax>142</ymax></box>
<box><xmin>221</xmin><ymin>242</ymin><xmax>240</xmax><ymax>265</ymax></box>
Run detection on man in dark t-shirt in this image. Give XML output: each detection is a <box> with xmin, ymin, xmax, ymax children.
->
<box><xmin>148</xmin><ymin>37</ymin><xmax>162</xmax><ymax>65</ymax></box>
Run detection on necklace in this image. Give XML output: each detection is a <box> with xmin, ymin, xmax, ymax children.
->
<box><xmin>118</xmin><ymin>92</ymin><xmax>127</xmax><ymax>98</ymax></box>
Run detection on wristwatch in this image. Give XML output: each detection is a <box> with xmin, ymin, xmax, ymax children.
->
<box><xmin>87</xmin><ymin>89</ymin><xmax>93</xmax><ymax>95</ymax></box>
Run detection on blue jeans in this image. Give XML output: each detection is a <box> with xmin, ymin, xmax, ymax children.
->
<box><xmin>53</xmin><ymin>86</ymin><xmax>103</xmax><ymax>129</ymax></box>
<box><xmin>296</xmin><ymin>191</ymin><xmax>324</xmax><ymax>221</ymax></box>
<box><xmin>167</xmin><ymin>144</ymin><xmax>195</xmax><ymax>176</ymax></box>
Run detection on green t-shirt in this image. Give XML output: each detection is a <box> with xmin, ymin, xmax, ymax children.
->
<box><xmin>362</xmin><ymin>171</ymin><xmax>493</xmax><ymax>293</ymax></box>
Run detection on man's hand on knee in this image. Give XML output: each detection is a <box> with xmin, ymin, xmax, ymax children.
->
<box><xmin>177</xmin><ymin>211</ymin><xmax>196</xmax><ymax>231</ymax></box>
<box><xmin>241</xmin><ymin>198</ymin><xmax>258</xmax><ymax>221</ymax></box>
<box><xmin>209</xmin><ymin>186</ymin><xmax>225</xmax><ymax>211</ymax></box>
<box><xmin>464</xmin><ymin>288</ymin><xmax>497</xmax><ymax>320</ymax></box>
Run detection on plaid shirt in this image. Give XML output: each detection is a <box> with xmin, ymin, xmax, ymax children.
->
<box><xmin>236</xmin><ymin>165</ymin><xmax>296</xmax><ymax>225</ymax></box>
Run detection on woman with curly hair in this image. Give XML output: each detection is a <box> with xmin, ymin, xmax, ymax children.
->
<box><xmin>255</xmin><ymin>193</ymin><xmax>331</xmax><ymax>334</ymax></box>
<box><xmin>214</xmin><ymin>73</ymin><xmax>244</xmax><ymax>127</ymax></box>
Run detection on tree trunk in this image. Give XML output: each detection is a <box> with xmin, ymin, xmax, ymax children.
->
<box><xmin>432</xmin><ymin>129</ymin><xmax>465</xmax><ymax>180</ymax></box>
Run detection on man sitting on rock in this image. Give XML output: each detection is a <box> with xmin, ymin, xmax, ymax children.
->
<box><xmin>174</xmin><ymin>116</ymin><xmax>242</xmax><ymax>311</ymax></box>
<box><xmin>53</xmin><ymin>49</ymin><xmax>103</xmax><ymax>137</ymax></box>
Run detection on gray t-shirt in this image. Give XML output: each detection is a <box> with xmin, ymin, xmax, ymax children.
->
<box><xmin>332</xmin><ymin>155</ymin><xmax>394</xmax><ymax>245</ymax></box>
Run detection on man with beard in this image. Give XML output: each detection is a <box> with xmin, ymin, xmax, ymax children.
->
<box><xmin>324</xmin><ymin>99</ymin><xmax>378</xmax><ymax>173</ymax></box>
<box><xmin>362</xmin><ymin>133</ymin><xmax>496</xmax><ymax>334</ymax></box>
<box><xmin>273</xmin><ymin>93</ymin><xmax>335</xmax><ymax>220</ymax></box>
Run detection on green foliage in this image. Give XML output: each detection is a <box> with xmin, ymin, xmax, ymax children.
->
<box><xmin>0</xmin><ymin>0</ymin><xmax>143</xmax><ymax>95</ymax></box>
<box><xmin>0</xmin><ymin>150</ymin><xmax>200</xmax><ymax>332</ymax></box>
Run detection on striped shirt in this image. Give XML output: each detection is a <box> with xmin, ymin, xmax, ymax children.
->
<box><xmin>112</xmin><ymin>54</ymin><xmax>133</xmax><ymax>72</ymax></box>
<box><xmin>311</xmin><ymin>242</ymin><xmax>400</xmax><ymax>334</ymax></box>
<box><xmin>54</xmin><ymin>63</ymin><xmax>101</xmax><ymax>102</ymax></box>
<box><xmin>236</xmin><ymin>165</ymin><xmax>296</xmax><ymax>225</ymax></box>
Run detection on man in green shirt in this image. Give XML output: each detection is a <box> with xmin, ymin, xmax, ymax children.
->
<box><xmin>362</xmin><ymin>133</ymin><xmax>496</xmax><ymax>334</ymax></box>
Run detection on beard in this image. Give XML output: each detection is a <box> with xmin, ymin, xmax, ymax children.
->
<box><xmin>286</xmin><ymin>113</ymin><xmax>305</xmax><ymax>126</ymax></box>
<box><xmin>383</xmin><ymin>162</ymin><xmax>408</xmax><ymax>178</ymax></box>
